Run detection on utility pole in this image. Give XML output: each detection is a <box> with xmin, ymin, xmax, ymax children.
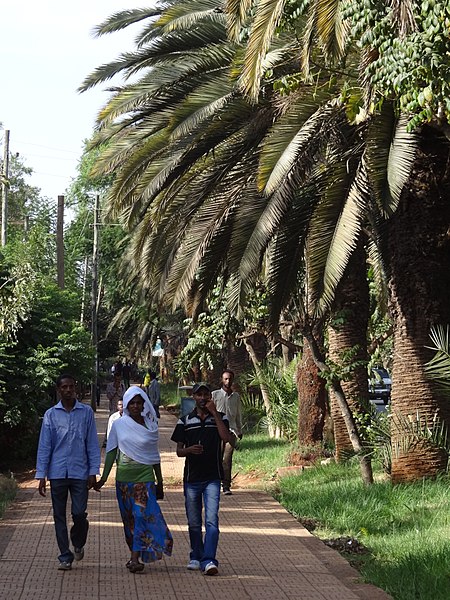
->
<box><xmin>56</xmin><ymin>195</ymin><xmax>65</xmax><ymax>288</ymax></box>
<box><xmin>1</xmin><ymin>130</ymin><xmax>10</xmax><ymax>246</ymax></box>
<box><xmin>91</xmin><ymin>194</ymin><xmax>100</xmax><ymax>411</ymax></box>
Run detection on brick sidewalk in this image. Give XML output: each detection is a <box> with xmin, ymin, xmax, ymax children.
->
<box><xmin>0</xmin><ymin>395</ymin><xmax>391</xmax><ymax>600</ymax></box>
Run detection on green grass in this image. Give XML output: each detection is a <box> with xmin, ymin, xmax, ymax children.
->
<box><xmin>0</xmin><ymin>474</ymin><xmax>17</xmax><ymax>518</ymax></box>
<box><xmin>160</xmin><ymin>382</ymin><xmax>179</xmax><ymax>408</ymax></box>
<box><xmin>233</xmin><ymin>433</ymin><xmax>291</xmax><ymax>482</ymax></box>
<box><xmin>277</xmin><ymin>461</ymin><xmax>450</xmax><ymax>600</ymax></box>
<box><xmin>231</xmin><ymin>432</ymin><xmax>450</xmax><ymax>598</ymax></box>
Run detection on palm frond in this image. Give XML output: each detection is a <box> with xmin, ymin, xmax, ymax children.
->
<box><xmin>226</xmin><ymin>0</ymin><xmax>253</xmax><ymax>42</ymax></box>
<box><xmin>158</xmin><ymin>1</ymin><xmax>226</xmax><ymax>32</ymax></box>
<box><xmin>239</xmin><ymin>0</ymin><xmax>288</xmax><ymax>102</ymax></box>
<box><xmin>93</xmin><ymin>8</ymin><xmax>161</xmax><ymax>36</ymax></box>
<box><xmin>301</xmin><ymin>0</ymin><xmax>349</xmax><ymax>75</ymax></box>
<box><xmin>258</xmin><ymin>92</ymin><xmax>338</xmax><ymax>194</ymax></box>
<box><xmin>366</xmin><ymin>106</ymin><xmax>418</xmax><ymax>218</ymax></box>
<box><xmin>265</xmin><ymin>183</ymin><xmax>318</xmax><ymax>327</ymax></box>
<box><xmin>425</xmin><ymin>325</ymin><xmax>450</xmax><ymax>395</ymax></box>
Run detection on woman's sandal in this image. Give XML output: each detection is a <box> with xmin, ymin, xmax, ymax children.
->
<box><xmin>126</xmin><ymin>560</ymin><xmax>144</xmax><ymax>573</ymax></box>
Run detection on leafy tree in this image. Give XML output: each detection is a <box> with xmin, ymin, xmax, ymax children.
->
<box><xmin>0</xmin><ymin>155</ymin><xmax>95</xmax><ymax>467</ymax></box>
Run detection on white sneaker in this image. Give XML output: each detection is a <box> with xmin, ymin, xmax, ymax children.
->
<box><xmin>204</xmin><ymin>562</ymin><xmax>218</xmax><ymax>576</ymax></box>
<box><xmin>187</xmin><ymin>559</ymin><xmax>200</xmax><ymax>570</ymax></box>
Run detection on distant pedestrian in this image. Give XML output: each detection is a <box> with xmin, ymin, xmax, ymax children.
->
<box><xmin>112</xmin><ymin>358</ymin><xmax>123</xmax><ymax>377</ymax></box>
<box><xmin>148</xmin><ymin>371</ymin><xmax>161</xmax><ymax>418</ymax></box>
<box><xmin>106</xmin><ymin>374</ymin><xmax>125</xmax><ymax>415</ymax></box>
<box><xmin>107</xmin><ymin>399</ymin><xmax>123</xmax><ymax>438</ymax></box>
<box><xmin>212</xmin><ymin>370</ymin><xmax>242</xmax><ymax>495</ymax></box>
<box><xmin>171</xmin><ymin>382</ymin><xmax>231</xmax><ymax>576</ymax></box>
<box><xmin>35</xmin><ymin>373</ymin><xmax>100</xmax><ymax>570</ymax></box>
<box><xmin>122</xmin><ymin>360</ymin><xmax>132</xmax><ymax>389</ymax></box>
<box><xmin>96</xmin><ymin>381</ymin><xmax>101</xmax><ymax>407</ymax></box>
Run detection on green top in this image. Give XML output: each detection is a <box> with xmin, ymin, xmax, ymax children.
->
<box><xmin>101</xmin><ymin>448</ymin><xmax>162</xmax><ymax>484</ymax></box>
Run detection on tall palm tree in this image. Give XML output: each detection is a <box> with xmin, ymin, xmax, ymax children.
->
<box><xmin>82</xmin><ymin>0</ymin><xmax>450</xmax><ymax>484</ymax></box>
<box><xmin>81</xmin><ymin>2</ymin><xmax>377</xmax><ymax>483</ymax></box>
<box><xmin>225</xmin><ymin>0</ymin><xmax>450</xmax><ymax>481</ymax></box>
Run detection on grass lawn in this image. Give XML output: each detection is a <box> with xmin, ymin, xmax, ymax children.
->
<box><xmin>233</xmin><ymin>433</ymin><xmax>450</xmax><ymax>600</ymax></box>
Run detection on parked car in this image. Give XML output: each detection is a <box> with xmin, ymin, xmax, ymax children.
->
<box><xmin>368</xmin><ymin>367</ymin><xmax>392</xmax><ymax>405</ymax></box>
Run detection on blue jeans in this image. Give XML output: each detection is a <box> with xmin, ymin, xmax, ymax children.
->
<box><xmin>50</xmin><ymin>479</ymin><xmax>89</xmax><ymax>563</ymax></box>
<box><xmin>184</xmin><ymin>480</ymin><xmax>220</xmax><ymax>570</ymax></box>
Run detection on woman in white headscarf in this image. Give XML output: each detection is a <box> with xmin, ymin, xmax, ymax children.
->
<box><xmin>95</xmin><ymin>386</ymin><xmax>173</xmax><ymax>572</ymax></box>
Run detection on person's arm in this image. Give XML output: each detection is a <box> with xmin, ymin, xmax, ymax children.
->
<box><xmin>35</xmin><ymin>414</ymin><xmax>52</xmax><ymax>495</ymax></box>
<box><xmin>107</xmin><ymin>414</ymin><xmax>114</xmax><ymax>438</ymax></box>
<box><xmin>232</xmin><ymin>394</ymin><xmax>243</xmax><ymax>437</ymax></box>
<box><xmin>176</xmin><ymin>441</ymin><xmax>204</xmax><ymax>457</ymax></box>
<box><xmin>153</xmin><ymin>462</ymin><xmax>164</xmax><ymax>499</ymax></box>
<box><xmin>95</xmin><ymin>448</ymin><xmax>117</xmax><ymax>490</ymax></box>
<box><xmin>205</xmin><ymin>399</ymin><xmax>233</xmax><ymax>443</ymax></box>
<box><xmin>86</xmin><ymin>409</ymin><xmax>101</xmax><ymax>480</ymax></box>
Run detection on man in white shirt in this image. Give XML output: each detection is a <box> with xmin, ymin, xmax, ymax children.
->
<box><xmin>212</xmin><ymin>370</ymin><xmax>242</xmax><ymax>495</ymax></box>
<box><xmin>107</xmin><ymin>399</ymin><xmax>123</xmax><ymax>438</ymax></box>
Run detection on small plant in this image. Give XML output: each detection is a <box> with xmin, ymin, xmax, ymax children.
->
<box><xmin>246</xmin><ymin>357</ymin><xmax>298</xmax><ymax>440</ymax></box>
<box><xmin>0</xmin><ymin>473</ymin><xmax>17</xmax><ymax>519</ymax></box>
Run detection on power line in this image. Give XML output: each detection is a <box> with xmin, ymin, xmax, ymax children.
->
<box><xmin>32</xmin><ymin>171</ymin><xmax>75</xmax><ymax>179</ymax></box>
<box><xmin>14</xmin><ymin>140</ymin><xmax>80</xmax><ymax>154</ymax></box>
<box><xmin>18</xmin><ymin>152</ymin><xmax>76</xmax><ymax>162</ymax></box>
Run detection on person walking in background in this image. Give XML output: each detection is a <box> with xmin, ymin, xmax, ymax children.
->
<box><xmin>106</xmin><ymin>373</ymin><xmax>125</xmax><ymax>415</ymax></box>
<box><xmin>95</xmin><ymin>386</ymin><xmax>173</xmax><ymax>573</ymax></box>
<box><xmin>171</xmin><ymin>382</ymin><xmax>231</xmax><ymax>576</ymax></box>
<box><xmin>143</xmin><ymin>368</ymin><xmax>151</xmax><ymax>393</ymax></box>
<box><xmin>122</xmin><ymin>359</ymin><xmax>132</xmax><ymax>389</ymax></box>
<box><xmin>35</xmin><ymin>373</ymin><xmax>100</xmax><ymax>571</ymax></box>
<box><xmin>107</xmin><ymin>398</ymin><xmax>123</xmax><ymax>438</ymax></box>
<box><xmin>96</xmin><ymin>380</ymin><xmax>101</xmax><ymax>407</ymax></box>
<box><xmin>111</xmin><ymin>358</ymin><xmax>123</xmax><ymax>378</ymax></box>
<box><xmin>212</xmin><ymin>370</ymin><xmax>243</xmax><ymax>495</ymax></box>
<box><xmin>148</xmin><ymin>370</ymin><xmax>161</xmax><ymax>418</ymax></box>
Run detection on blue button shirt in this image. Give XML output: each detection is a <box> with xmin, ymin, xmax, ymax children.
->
<box><xmin>35</xmin><ymin>400</ymin><xmax>101</xmax><ymax>480</ymax></box>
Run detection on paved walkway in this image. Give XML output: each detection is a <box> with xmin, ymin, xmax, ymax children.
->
<box><xmin>0</xmin><ymin>394</ymin><xmax>391</xmax><ymax>600</ymax></box>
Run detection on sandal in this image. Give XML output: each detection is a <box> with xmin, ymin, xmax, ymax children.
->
<box><xmin>127</xmin><ymin>560</ymin><xmax>144</xmax><ymax>573</ymax></box>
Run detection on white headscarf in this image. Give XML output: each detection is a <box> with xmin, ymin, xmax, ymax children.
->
<box><xmin>106</xmin><ymin>386</ymin><xmax>160</xmax><ymax>465</ymax></box>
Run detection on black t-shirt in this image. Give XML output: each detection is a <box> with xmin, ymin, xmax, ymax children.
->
<box><xmin>171</xmin><ymin>409</ymin><xmax>229</xmax><ymax>483</ymax></box>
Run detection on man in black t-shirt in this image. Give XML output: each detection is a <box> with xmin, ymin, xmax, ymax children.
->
<box><xmin>171</xmin><ymin>382</ymin><xmax>231</xmax><ymax>576</ymax></box>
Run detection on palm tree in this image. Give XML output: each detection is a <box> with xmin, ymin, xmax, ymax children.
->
<box><xmin>81</xmin><ymin>1</ymin><xmax>376</xmax><ymax>483</ymax></box>
<box><xmin>82</xmin><ymin>0</ymin><xmax>450</xmax><ymax>485</ymax></box>
<box><xmin>225</xmin><ymin>0</ymin><xmax>450</xmax><ymax>481</ymax></box>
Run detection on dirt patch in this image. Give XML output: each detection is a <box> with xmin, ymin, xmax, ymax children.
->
<box><xmin>323</xmin><ymin>536</ymin><xmax>369</xmax><ymax>555</ymax></box>
<box><xmin>232</xmin><ymin>472</ymin><xmax>266</xmax><ymax>489</ymax></box>
<box><xmin>2</xmin><ymin>459</ymin><xmax>36</xmax><ymax>488</ymax></box>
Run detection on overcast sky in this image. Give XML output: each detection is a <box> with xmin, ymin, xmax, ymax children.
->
<box><xmin>0</xmin><ymin>1</ymin><xmax>147</xmax><ymax>202</ymax></box>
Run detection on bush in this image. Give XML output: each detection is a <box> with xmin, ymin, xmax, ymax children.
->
<box><xmin>0</xmin><ymin>473</ymin><xmax>17</xmax><ymax>518</ymax></box>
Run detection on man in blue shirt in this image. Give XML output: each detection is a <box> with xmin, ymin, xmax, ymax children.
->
<box><xmin>35</xmin><ymin>374</ymin><xmax>101</xmax><ymax>570</ymax></box>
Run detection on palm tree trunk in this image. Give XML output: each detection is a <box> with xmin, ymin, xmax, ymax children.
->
<box><xmin>303</xmin><ymin>324</ymin><xmax>373</xmax><ymax>484</ymax></box>
<box><xmin>297</xmin><ymin>335</ymin><xmax>327</xmax><ymax>445</ymax></box>
<box><xmin>329</xmin><ymin>239</ymin><xmax>371</xmax><ymax>461</ymax></box>
<box><xmin>386</xmin><ymin>127</ymin><xmax>450</xmax><ymax>482</ymax></box>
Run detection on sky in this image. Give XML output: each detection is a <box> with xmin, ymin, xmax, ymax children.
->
<box><xmin>0</xmin><ymin>1</ymin><xmax>147</xmax><ymax>203</ymax></box>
